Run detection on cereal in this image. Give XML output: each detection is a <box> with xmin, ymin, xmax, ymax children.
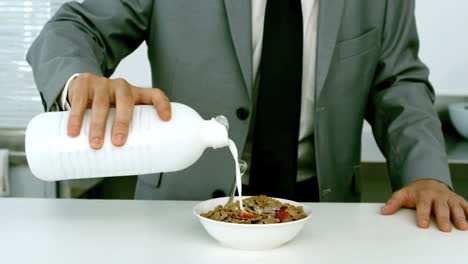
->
<box><xmin>200</xmin><ymin>195</ymin><xmax>308</xmax><ymax>224</ymax></box>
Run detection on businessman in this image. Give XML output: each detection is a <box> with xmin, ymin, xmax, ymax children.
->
<box><xmin>27</xmin><ymin>0</ymin><xmax>467</xmax><ymax>232</ymax></box>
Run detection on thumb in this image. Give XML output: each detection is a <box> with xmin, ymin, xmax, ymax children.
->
<box><xmin>381</xmin><ymin>190</ymin><xmax>407</xmax><ymax>215</ymax></box>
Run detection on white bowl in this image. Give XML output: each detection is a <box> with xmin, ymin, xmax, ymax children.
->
<box><xmin>193</xmin><ymin>196</ymin><xmax>312</xmax><ymax>250</ymax></box>
<box><xmin>449</xmin><ymin>102</ymin><xmax>468</xmax><ymax>139</ymax></box>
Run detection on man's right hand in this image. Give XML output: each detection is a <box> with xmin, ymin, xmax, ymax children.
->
<box><xmin>66</xmin><ymin>73</ymin><xmax>172</xmax><ymax>150</ymax></box>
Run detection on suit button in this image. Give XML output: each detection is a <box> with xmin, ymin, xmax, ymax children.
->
<box><xmin>212</xmin><ymin>189</ymin><xmax>226</xmax><ymax>198</ymax></box>
<box><xmin>236</xmin><ymin>107</ymin><xmax>250</xmax><ymax>120</ymax></box>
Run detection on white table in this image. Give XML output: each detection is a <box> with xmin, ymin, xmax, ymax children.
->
<box><xmin>1</xmin><ymin>198</ymin><xmax>466</xmax><ymax>264</ymax></box>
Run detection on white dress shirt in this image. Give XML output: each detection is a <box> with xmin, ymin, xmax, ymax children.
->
<box><xmin>60</xmin><ymin>0</ymin><xmax>320</xmax><ymax>182</ymax></box>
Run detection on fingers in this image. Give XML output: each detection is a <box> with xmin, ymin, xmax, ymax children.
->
<box><xmin>463</xmin><ymin>200</ymin><xmax>468</xmax><ymax>217</ymax></box>
<box><xmin>89</xmin><ymin>80</ymin><xmax>110</xmax><ymax>150</ymax></box>
<box><xmin>386</xmin><ymin>180</ymin><xmax>468</xmax><ymax>232</ymax></box>
<box><xmin>66</xmin><ymin>74</ymin><xmax>170</xmax><ymax>149</ymax></box>
<box><xmin>434</xmin><ymin>200</ymin><xmax>451</xmax><ymax>232</ymax></box>
<box><xmin>67</xmin><ymin>77</ymin><xmax>89</xmax><ymax>137</ymax></box>
<box><xmin>416</xmin><ymin>200</ymin><xmax>432</xmax><ymax>229</ymax></box>
<box><xmin>134</xmin><ymin>87</ymin><xmax>171</xmax><ymax>121</ymax></box>
<box><xmin>111</xmin><ymin>80</ymin><xmax>134</xmax><ymax>147</ymax></box>
<box><xmin>381</xmin><ymin>190</ymin><xmax>407</xmax><ymax>215</ymax></box>
<box><xmin>152</xmin><ymin>89</ymin><xmax>171</xmax><ymax>121</ymax></box>
<box><xmin>449</xmin><ymin>200</ymin><xmax>468</xmax><ymax>231</ymax></box>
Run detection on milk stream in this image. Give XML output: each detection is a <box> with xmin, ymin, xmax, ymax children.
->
<box><xmin>228</xmin><ymin>139</ymin><xmax>244</xmax><ymax>210</ymax></box>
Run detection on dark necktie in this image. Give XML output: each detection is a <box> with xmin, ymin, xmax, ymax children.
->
<box><xmin>249</xmin><ymin>0</ymin><xmax>303</xmax><ymax>200</ymax></box>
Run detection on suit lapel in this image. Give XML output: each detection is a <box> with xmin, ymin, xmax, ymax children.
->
<box><xmin>224</xmin><ymin>0</ymin><xmax>253</xmax><ymax>99</ymax></box>
<box><xmin>315</xmin><ymin>0</ymin><xmax>345</xmax><ymax>102</ymax></box>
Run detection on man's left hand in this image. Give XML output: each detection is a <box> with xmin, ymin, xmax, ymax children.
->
<box><xmin>381</xmin><ymin>179</ymin><xmax>468</xmax><ymax>232</ymax></box>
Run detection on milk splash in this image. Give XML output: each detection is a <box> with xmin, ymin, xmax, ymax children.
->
<box><xmin>228</xmin><ymin>139</ymin><xmax>244</xmax><ymax>210</ymax></box>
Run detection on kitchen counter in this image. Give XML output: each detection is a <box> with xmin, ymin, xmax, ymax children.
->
<box><xmin>1</xmin><ymin>198</ymin><xmax>466</xmax><ymax>264</ymax></box>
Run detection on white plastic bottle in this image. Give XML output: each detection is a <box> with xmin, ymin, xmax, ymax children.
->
<box><xmin>25</xmin><ymin>103</ymin><xmax>230</xmax><ymax>181</ymax></box>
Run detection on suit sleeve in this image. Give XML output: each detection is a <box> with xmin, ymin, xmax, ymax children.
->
<box><xmin>366</xmin><ymin>0</ymin><xmax>452</xmax><ymax>190</ymax></box>
<box><xmin>26</xmin><ymin>0</ymin><xmax>154</xmax><ymax>111</ymax></box>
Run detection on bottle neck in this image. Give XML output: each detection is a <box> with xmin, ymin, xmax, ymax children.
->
<box><xmin>200</xmin><ymin>118</ymin><xmax>229</xmax><ymax>149</ymax></box>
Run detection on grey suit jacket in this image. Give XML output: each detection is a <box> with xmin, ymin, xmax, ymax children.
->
<box><xmin>27</xmin><ymin>0</ymin><xmax>452</xmax><ymax>202</ymax></box>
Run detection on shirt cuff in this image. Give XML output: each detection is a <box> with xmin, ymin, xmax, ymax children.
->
<box><xmin>59</xmin><ymin>73</ymin><xmax>81</xmax><ymax>111</ymax></box>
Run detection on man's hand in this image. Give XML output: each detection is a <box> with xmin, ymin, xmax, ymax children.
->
<box><xmin>381</xmin><ymin>179</ymin><xmax>468</xmax><ymax>232</ymax></box>
<box><xmin>67</xmin><ymin>73</ymin><xmax>171</xmax><ymax>150</ymax></box>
